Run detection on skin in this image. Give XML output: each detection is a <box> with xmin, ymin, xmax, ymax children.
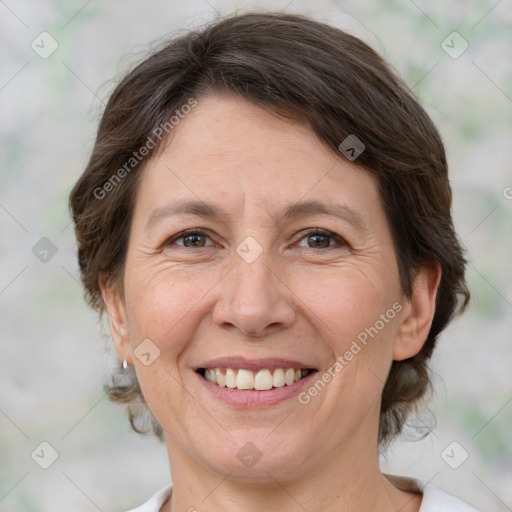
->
<box><xmin>101</xmin><ymin>93</ymin><xmax>441</xmax><ymax>512</ymax></box>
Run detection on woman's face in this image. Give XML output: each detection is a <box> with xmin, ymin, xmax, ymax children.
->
<box><xmin>104</xmin><ymin>94</ymin><xmax>433</xmax><ymax>481</ymax></box>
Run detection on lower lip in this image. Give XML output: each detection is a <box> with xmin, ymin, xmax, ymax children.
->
<box><xmin>196</xmin><ymin>371</ymin><xmax>317</xmax><ymax>408</ymax></box>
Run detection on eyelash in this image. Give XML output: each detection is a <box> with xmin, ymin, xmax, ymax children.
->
<box><xmin>165</xmin><ymin>228</ymin><xmax>348</xmax><ymax>251</ymax></box>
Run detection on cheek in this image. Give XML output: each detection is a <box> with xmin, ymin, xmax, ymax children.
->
<box><xmin>122</xmin><ymin>265</ymin><xmax>217</xmax><ymax>433</ymax></box>
<box><xmin>291</xmin><ymin>265</ymin><xmax>401</xmax><ymax>398</ymax></box>
<box><xmin>123</xmin><ymin>261</ymin><xmax>211</xmax><ymax>341</ymax></box>
<box><xmin>292</xmin><ymin>266</ymin><xmax>396</xmax><ymax>343</ymax></box>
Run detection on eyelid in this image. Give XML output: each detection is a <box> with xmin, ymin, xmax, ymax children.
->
<box><xmin>294</xmin><ymin>228</ymin><xmax>348</xmax><ymax>249</ymax></box>
<box><xmin>165</xmin><ymin>227</ymin><xmax>348</xmax><ymax>250</ymax></box>
<box><xmin>166</xmin><ymin>228</ymin><xmax>217</xmax><ymax>247</ymax></box>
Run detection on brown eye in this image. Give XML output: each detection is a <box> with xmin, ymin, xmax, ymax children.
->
<box><xmin>169</xmin><ymin>230</ymin><xmax>213</xmax><ymax>248</ymax></box>
<box><xmin>307</xmin><ymin>233</ymin><xmax>331</xmax><ymax>248</ymax></box>
<box><xmin>296</xmin><ymin>229</ymin><xmax>346</xmax><ymax>250</ymax></box>
<box><xmin>182</xmin><ymin>233</ymin><xmax>207</xmax><ymax>247</ymax></box>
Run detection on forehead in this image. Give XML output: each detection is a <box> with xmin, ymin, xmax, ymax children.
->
<box><xmin>135</xmin><ymin>94</ymin><xmax>382</xmax><ymax>226</ymax></box>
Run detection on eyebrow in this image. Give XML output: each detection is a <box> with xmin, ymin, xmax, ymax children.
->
<box><xmin>145</xmin><ymin>199</ymin><xmax>366</xmax><ymax>231</ymax></box>
<box><xmin>278</xmin><ymin>200</ymin><xmax>366</xmax><ymax>230</ymax></box>
<box><xmin>146</xmin><ymin>200</ymin><xmax>229</xmax><ymax>231</ymax></box>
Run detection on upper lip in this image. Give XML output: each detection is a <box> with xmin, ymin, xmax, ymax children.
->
<box><xmin>195</xmin><ymin>357</ymin><xmax>317</xmax><ymax>372</ymax></box>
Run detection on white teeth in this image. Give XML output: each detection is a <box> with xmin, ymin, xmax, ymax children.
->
<box><xmin>215</xmin><ymin>368</ymin><xmax>225</xmax><ymax>387</ymax></box>
<box><xmin>273</xmin><ymin>368</ymin><xmax>285</xmax><ymax>388</ymax></box>
<box><xmin>225</xmin><ymin>368</ymin><xmax>237</xmax><ymax>388</ymax></box>
<box><xmin>254</xmin><ymin>369</ymin><xmax>273</xmax><ymax>390</ymax></box>
<box><xmin>202</xmin><ymin>367</ymin><xmax>310</xmax><ymax>390</ymax></box>
<box><xmin>285</xmin><ymin>368</ymin><xmax>295</xmax><ymax>386</ymax></box>
<box><xmin>236</xmin><ymin>369</ymin><xmax>254</xmax><ymax>390</ymax></box>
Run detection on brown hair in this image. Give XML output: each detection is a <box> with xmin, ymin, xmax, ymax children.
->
<box><xmin>70</xmin><ymin>12</ymin><xmax>470</xmax><ymax>446</ymax></box>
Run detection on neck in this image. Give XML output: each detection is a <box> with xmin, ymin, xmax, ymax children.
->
<box><xmin>161</xmin><ymin>434</ymin><xmax>421</xmax><ymax>512</ymax></box>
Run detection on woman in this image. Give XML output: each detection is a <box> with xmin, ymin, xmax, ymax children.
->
<box><xmin>70</xmin><ymin>12</ymin><xmax>477</xmax><ymax>512</ymax></box>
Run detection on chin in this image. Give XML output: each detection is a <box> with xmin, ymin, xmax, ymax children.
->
<box><xmin>195</xmin><ymin>429</ymin><xmax>314</xmax><ymax>482</ymax></box>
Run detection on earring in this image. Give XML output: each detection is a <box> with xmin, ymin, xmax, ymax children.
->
<box><xmin>122</xmin><ymin>359</ymin><xmax>128</xmax><ymax>370</ymax></box>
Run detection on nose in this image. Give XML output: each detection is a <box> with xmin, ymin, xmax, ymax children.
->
<box><xmin>211</xmin><ymin>252</ymin><xmax>297</xmax><ymax>338</ymax></box>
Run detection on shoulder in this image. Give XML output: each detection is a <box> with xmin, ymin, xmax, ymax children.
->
<box><xmin>420</xmin><ymin>483</ymin><xmax>480</xmax><ymax>512</ymax></box>
<box><xmin>125</xmin><ymin>486</ymin><xmax>172</xmax><ymax>512</ymax></box>
<box><xmin>385</xmin><ymin>474</ymin><xmax>480</xmax><ymax>512</ymax></box>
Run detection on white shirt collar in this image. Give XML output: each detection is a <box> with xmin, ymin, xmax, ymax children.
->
<box><xmin>126</xmin><ymin>477</ymin><xmax>479</xmax><ymax>512</ymax></box>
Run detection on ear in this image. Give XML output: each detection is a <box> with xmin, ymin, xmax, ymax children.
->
<box><xmin>99</xmin><ymin>274</ymin><xmax>133</xmax><ymax>365</ymax></box>
<box><xmin>393</xmin><ymin>263</ymin><xmax>442</xmax><ymax>361</ymax></box>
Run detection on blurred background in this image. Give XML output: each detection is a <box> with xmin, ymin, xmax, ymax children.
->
<box><xmin>1</xmin><ymin>0</ymin><xmax>511</xmax><ymax>510</ymax></box>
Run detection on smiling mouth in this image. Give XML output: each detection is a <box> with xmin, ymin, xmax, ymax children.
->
<box><xmin>196</xmin><ymin>367</ymin><xmax>317</xmax><ymax>391</ymax></box>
